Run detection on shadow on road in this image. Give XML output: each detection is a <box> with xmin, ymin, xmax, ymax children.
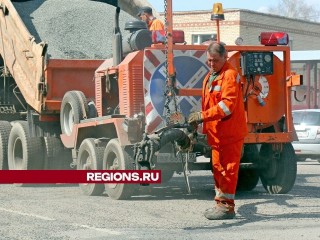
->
<box><xmin>129</xmin><ymin>168</ymin><xmax>320</xmax><ymax>201</ymax></box>
<box><xmin>181</xmin><ymin>169</ymin><xmax>320</xmax><ymax>230</ymax></box>
<box><xmin>186</xmin><ymin>190</ymin><xmax>320</xmax><ymax>230</ymax></box>
<box><xmin>130</xmin><ymin>174</ymin><xmax>215</xmax><ymax>201</ymax></box>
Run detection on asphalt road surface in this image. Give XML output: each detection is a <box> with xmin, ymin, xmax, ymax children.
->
<box><xmin>0</xmin><ymin>160</ymin><xmax>319</xmax><ymax>240</ymax></box>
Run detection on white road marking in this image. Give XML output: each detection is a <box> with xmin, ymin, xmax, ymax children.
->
<box><xmin>72</xmin><ymin>224</ymin><xmax>122</xmax><ymax>235</ymax></box>
<box><xmin>0</xmin><ymin>207</ymin><xmax>122</xmax><ymax>235</ymax></box>
<box><xmin>0</xmin><ymin>207</ymin><xmax>55</xmax><ymax>221</ymax></box>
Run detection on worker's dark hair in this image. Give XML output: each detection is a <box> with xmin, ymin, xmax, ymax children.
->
<box><xmin>206</xmin><ymin>42</ymin><xmax>226</xmax><ymax>57</ymax></box>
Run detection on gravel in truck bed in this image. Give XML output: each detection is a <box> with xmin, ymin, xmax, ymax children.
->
<box><xmin>12</xmin><ymin>0</ymin><xmax>145</xmax><ymax>59</ymax></box>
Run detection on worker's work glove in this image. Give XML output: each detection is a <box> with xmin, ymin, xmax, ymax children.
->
<box><xmin>188</xmin><ymin>111</ymin><xmax>203</xmax><ymax>124</ymax></box>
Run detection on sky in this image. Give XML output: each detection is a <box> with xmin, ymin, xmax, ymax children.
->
<box><xmin>148</xmin><ymin>0</ymin><xmax>319</xmax><ymax>14</ymax></box>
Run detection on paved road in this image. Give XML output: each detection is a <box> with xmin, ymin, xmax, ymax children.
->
<box><xmin>0</xmin><ymin>160</ymin><xmax>319</xmax><ymax>240</ymax></box>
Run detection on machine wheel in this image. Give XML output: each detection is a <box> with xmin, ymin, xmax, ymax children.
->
<box><xmin>259</xmin><ymin>143</ymin><xmax>297</xmax><ymax>194</ymax></box>
<box><xmin>77</xmin><ymin>138</ymin><xmax>105</xmax><ymax>196</ymax></box>
<box><xmin>0</xmin><ymin>121</ymin><xmax>12</xmax><ymax>170</ymax></box>
<box><xmin>103</xmin><ymin>139</ymin><xmax>137</xmax><ymax>200</ymax></box>
<box><xmin>44</xmin><ymin>137</ymin><xmax>72</xmax><ymax>169</ymax></box>
<box><xmin>60</xmin><ymin>91</ymin><xmax>88</xmax><ymax>136</ymax></box>
<box><xmin>157</xmin><ymin>164</ymin><xmax>175</xmax><ymax>183</ymax></box>
<box><xmin>237</xmin><ymin>144</ymin><xmax>260</xmax><ymax>191</ymax></box>
<box><xmin>8</xmin><ymin>121</ymin><xmax>44</xmax><ymax>170</ymax></box>
<box><xmin>237</xmin><ymin>169</ymin><xmax>260</xmax><ymax>191</ymax></box>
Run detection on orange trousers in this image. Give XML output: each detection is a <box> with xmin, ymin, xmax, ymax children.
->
<box><xmin>211</xmin><ymin>139</ymin><xmax>243</xmax><ymax>206</ymax></box>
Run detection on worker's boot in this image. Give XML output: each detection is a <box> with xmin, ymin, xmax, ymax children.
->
<box><xmin>204</xmin><ymin>201</ymin><xmax>235</xmax><ymax>220</ymax></box>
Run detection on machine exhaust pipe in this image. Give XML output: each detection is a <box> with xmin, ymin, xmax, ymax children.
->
<box><xmin>112</xmin><ymin>7</ymin><xmax>123</xmax><ymax>66</ymax></box>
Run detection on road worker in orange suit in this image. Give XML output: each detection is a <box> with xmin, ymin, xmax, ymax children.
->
<box><xmin>188</xmin><ymin>42</ymin><xmax>248</xmax><ymax>220</ymax></box>
<box><xmin>137</xmin><ymin>6</ymin><xmax>164</xmax><ymax>31</ymax></box>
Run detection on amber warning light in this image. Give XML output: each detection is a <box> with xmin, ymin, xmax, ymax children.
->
<box><xmin>260</xmin><ymin>32</ymin><xmax>289</xmax><ymax>46</ymax></box>
<box><xmin>211</xmin><ymin>3</ymin><xmax>225</xmax><ymax>20</ymax></box>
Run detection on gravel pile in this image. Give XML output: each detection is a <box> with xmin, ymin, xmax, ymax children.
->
<box><xmin>12</xmin><ymin>0</ymin><xmax>150</xmax><ymax>59</ymax></box>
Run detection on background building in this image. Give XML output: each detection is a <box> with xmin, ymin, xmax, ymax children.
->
<box><xmin>160</xmin><ymin>9</ymin><xmax>320</xmax><ymax>50</ymax></box>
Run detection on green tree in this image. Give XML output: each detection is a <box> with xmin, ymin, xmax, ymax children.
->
<box><xmin>268</xmin><ymin>0</ymin><xmax>320</xmax><ymax>22</ymax></box>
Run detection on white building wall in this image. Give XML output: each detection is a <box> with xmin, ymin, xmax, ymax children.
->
<box><xmin>159</xmin><ymin>9</ymin><xmax>320</xmax><ymax>50</ymax></box>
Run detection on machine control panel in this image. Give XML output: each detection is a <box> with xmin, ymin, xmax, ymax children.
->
<box><xmin>241</xmin><ymin>52</ymin><xmax>273</xmax><ymax>76</ymax></box>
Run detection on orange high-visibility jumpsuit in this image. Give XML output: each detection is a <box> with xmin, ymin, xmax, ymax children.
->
<box><xmin>148</xmin><ymin>18</ymin><xmax>164</xmax><ymax>31</ymax></box>
<box><xmin>201</xmin><ymin>61</ymin><xmax>247</xmax><ymax>207</ymax></box>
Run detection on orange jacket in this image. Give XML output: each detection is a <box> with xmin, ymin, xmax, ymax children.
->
<box><xmin>202</xmin><ymin>62</ymin><xmax>247</xmax><ymax>146</ymax></box>
<box><xmin>149</xmin><ymin>18</ymin><xmax>164</xmax><ymax>31</ymax></box>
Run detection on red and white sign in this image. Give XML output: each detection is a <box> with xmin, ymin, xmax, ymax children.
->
<box><xmin>143</xmin><ymin>49</ymin><xmax>209</xmax><ymax>133</ymax></box>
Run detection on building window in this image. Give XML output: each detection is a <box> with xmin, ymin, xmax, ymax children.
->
<box><xmin>192</xmin><ymin>34</ymin><xmax>216</xmax><ymax>45</ymax></box>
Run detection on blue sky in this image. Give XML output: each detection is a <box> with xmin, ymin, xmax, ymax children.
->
<box><xmin>148</xmin><ymin>0</ymin><xmax>318</xmax><ymax>13</ymax></box>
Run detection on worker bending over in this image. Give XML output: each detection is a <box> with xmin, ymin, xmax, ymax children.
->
<box><xmin>188</xmin><ymin>42</ymin><xmax>248</xmax><ymax>220</ymax></box>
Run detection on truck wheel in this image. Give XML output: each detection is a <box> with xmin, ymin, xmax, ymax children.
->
<box><xmin>73</xmin><ymin>90</ymin><xmax>89</xmax><ymax>115</ymax></box>
<box><xmin>103</xmin><ymin>139</ymin><xmax>137</xmax><ymax>200</ymax></box>
<box><xmin>8</xmin><ymin>121</ymin><xmax>44</xmax><ymax>171</ymax></box>
<box><xmin>237</xmin><ymin>144</ymin><xmax>260</xmax><ymax>191</ymax></box>
<box><xmin>60</xmin><ymin>91</ymin><xmax>88</xmax><ymax>136</ymax></box>
<box><xmin>0</xmin><ymin>121</ymin><xmax>12</xmax><ymax>170</ymax></box>
<box><xmin>77</xmin><ymin>138</ymin><xmax>105</xmax><ymax>196</ymax></box>
<box><xmin>44</xmin><ymin>137</ymin><xmax>72</xmax><ymax>170</ymax></box>
<box><xmin>259</xmin><ymin>143</ymin><xmax>297</xmax><ymax>194</ymax></box>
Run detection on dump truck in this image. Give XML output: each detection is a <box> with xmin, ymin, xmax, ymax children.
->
<box><xmin>0</xmin><ymin>0</ymin><xmax>302</xmax><ymax>199</ymax></box>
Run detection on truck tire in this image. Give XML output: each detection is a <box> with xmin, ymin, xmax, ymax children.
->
<box><xmin>8</xmin><ymin>121</ymin><xmax>44</xmax><ymax>171</ymax></box>
<box><xmin>259</xmin><ymin>143</ymin><xmax>297</xmax><ymax>194</ymax></box>
<box><xmin>237</xmin><ymin>144</ymin><xmax>260</xmax><ymax>191</ymax></box>
<box><xmin>73</xmin><ymin>90</ymin><xmax>89</xmax><ymax>115</ymax></box>
<box><xmin>103</xmin><ymin>139</ymin><xmax>138</xmax><ymax>200</ymax></box>
<box><xmin>0</xmin><ymin>121</ymin><xmax>12</xmax><ymax>170</ymax></box>
<box><xmin>77</xmin><ymin>138</ymin><xmax>105</xmax><ymax>196</ymax></box>
<box><xmin>44</xmin><ymin>137</ymin><xmax>72</xmax><ymax>170</ymax></box>
<box><xmin>60</xmin><ymin>91</ymin><xmax>88</xmax><ymax>136</ymax></box>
